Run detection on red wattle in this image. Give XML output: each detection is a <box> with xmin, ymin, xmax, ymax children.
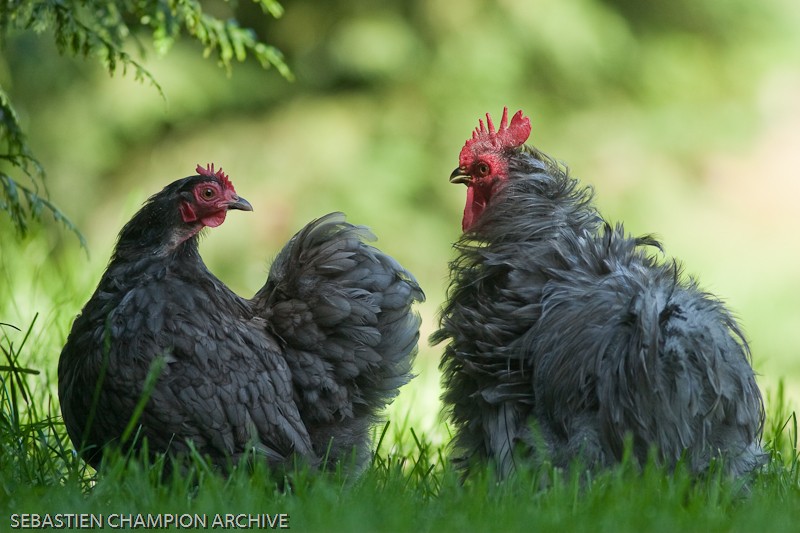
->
<box><xmin>462</xmin><ymin>185</ymin><xmax>491</xmax><ymax>232</ymax></box>
<box><xmin>462</xmin><ymin>186</ymin><xmax>476</xmax><ymax>232</ymax></box>
<box><xmin>201</xmin><ymin>212</ymin><xmax>227</xmax><ymax>228</ymax></box>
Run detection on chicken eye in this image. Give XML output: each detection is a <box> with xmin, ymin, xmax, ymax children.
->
<box><xmin>475</xmin><ymin>162</ymin><xmax>491</xmax><ymax>177</ymax></box>
<box><xmin>201</xmin><ymin>187</ymin><xmax>215</xmax><ymax>200</ymax></box>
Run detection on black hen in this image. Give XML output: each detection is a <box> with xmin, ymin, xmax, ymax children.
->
<box><xmin>432</xmin><ymin>109</ymin><xmax>765</xmax><ymax>478</ymax></box>
<box><xmin>59</xmin><ymin>164</ymin><xmax>423</xmax><ymax>472</ymax></box>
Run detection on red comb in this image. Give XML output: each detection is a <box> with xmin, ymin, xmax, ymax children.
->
<box><xmin>196</xmin><ymin>163</ymin><xmax>233</xmax><ymax>190</ymax></box>
<box><xmin>459</xmin><ymin>107</ymin><xmax>532</xmax><ymax>168</ymax></box>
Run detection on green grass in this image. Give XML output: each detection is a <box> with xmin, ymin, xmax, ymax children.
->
<box><xmin>1</xmin><ymin>313</ymin><xmax>799</xmax><ymax>531</ymax></box>
<box><xmin>2</xmin><ymin>335</ymin><xmax>800</xmax><ymax>533</ymax></box>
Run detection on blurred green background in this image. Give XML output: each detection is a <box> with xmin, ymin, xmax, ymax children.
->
<box><xmin>2</xmin><ymin>0</ymin><xmax>799</xmax><ymax>443</ymax></box>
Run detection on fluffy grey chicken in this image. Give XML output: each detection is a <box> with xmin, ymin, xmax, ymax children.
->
<box><xmin>432</xmin><ymin>108</ymin><xmax>765</xmax><ymax>478</ymax></box>
<box><xmin>59</xmin><ymin>164</ymin><xmax>423</xmax><ymax>473</ymax></box>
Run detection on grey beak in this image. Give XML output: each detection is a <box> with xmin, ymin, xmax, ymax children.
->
<box><xmin>449</xmin><ymin>167</ymin><xmax>471</xmax><ymax>185</ymax></box>
<box><xmin>228</xmin><ymin>196</ymin><xmax>253</xmax><ymax>212</ymax></box>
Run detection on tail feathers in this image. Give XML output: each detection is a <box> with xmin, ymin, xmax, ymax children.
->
<box><xmin>531</xmin><ymin>255</ymin><xmax>764</xmax><ymax>476</ymax></box>
<box><xmin>253</xmin><ymin>213</ymin><xmax>424</xmax><ymax>427</ymax></box>
<box><xmin>599</xmin><ymin>279</ymin><xmax>765</xmax><ymax>474</ymax></box>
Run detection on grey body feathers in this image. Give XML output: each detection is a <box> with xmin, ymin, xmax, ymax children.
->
<box><xmin>433</xmin><ymin>148</ymin><xmax>765</xmax><ymax>478</ymax></box>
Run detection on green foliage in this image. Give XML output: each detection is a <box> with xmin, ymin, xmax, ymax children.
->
<box><xmin>0</xmin><ymin>0</ymin><xmax>289</xmax><ymax>243</ymax></box>
<box><xmin>0</xmin><ymin>86</ymin><xmax>86</xmax><ymax>247</ymax></box>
